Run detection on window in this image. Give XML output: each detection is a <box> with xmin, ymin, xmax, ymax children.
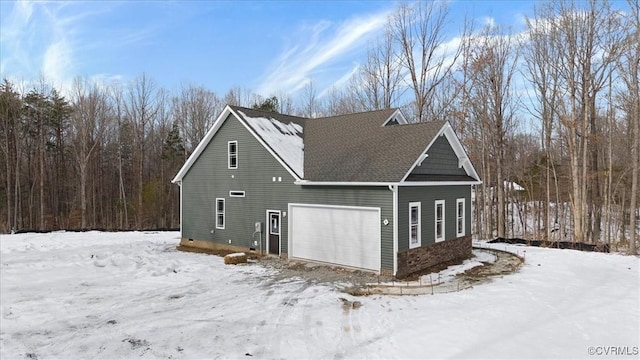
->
<box><xmin>456</xmin><ymin>198</ymin><xmax>465</xmax><ymax>237</ymax></box>
<box><xmin>216</xmin><ymin>198</ymin><xmax>225</xmax><ymax>229</ymax></box>
<box><xmin>229</xmin><ymin>191</ymin><xmax>245</xmax><ymax>198</ymax></box>
<box><xmin>435</xmin><ymin>200</ymin><xmax>445</xmax><ymax>242</ymax></box>
<box><xmin>228</xmin><ymin>141</ymin><xmax>238</xmax><ymax>169</ymax></box>
<box><xmin>409</xmin><ymin>202</ymin><xmax>421</xmax><ymax>249</ymax></box>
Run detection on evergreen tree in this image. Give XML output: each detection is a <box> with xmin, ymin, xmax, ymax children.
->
<box><xmin>252</xmin><ymin>96</ymin><xmax>279</xmax><ymax>113</ymax></box>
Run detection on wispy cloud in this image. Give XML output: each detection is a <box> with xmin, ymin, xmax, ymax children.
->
<box><xmin>256</xmin><ymin>9</ymin><xmax>392</xmax><ymax>97</ymax></box>
<box><xmin>0</xmin><ymin>1</ymin><xmax>150</xmax><ymax>95</ymax></box>
<box><xmin>1</xmin><ymin>2</ymin><xmax>87</xmax><ymax>93</ymax></box>
<box><xmin>318</xmin><ymin>63</ymin><xmax>360</xmax><ymax>98</ymax></box>
<box><xmin>0</xmin><ymin>1</ymin><xmax>36</xmax><ymax>76</ymax></box>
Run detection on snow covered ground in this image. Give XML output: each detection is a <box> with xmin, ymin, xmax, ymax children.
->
<box><xmin>1</xmin><ymin>231</ymin><xmax>638</xmax><ymax>359</ymax></box>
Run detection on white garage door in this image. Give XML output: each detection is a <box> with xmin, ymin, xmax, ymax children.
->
<box><xmin>288</xmin><ymin>204</ymin><xmax>381</xmax><ymax>271</ymax></box>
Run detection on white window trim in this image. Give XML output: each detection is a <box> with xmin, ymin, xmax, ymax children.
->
<box><xmin>228</xmin><ymin>141</ymin><xmax>238</xmax><ymax>169</ymax></box>
<box><xmin>435</xmin><ymin>200</ymin><xmax>445</xmax><ymax>242</ymax></box>
<box><xmin>409</xmin><ymin>201</ymin><xmax>421</xmax><ymax>249</ymax></box>
<box><xmin>456</xmin><ymin>198</ymin><xmax>465</xmax><ymax>237</ymax></box>
<box><xmin>216</xmin><ymin>198</ymin><xmax>225</xmax><ymax>229</ymax></box>
<box><xmin>229</xmin><ymin>190</ymin><xmax>245</xmax><ymax>198</ymax></box>
<box><xmin>268</xmin><ymin>210</ymin><xmax>281</xmax><ymax>236</ymax></box>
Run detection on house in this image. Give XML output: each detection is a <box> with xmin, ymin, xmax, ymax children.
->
<box><xmin>172</xmin><ymin>105</ymin><xmax>481</xmax><ymax>278</ymax></box>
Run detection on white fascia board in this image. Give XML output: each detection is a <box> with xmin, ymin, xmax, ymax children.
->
<box><xmin>398</xmin><ymin>181</ymin><xmax>482</xmax><ymax>186</ymax></box>
<box><xmin>399</xmin><ymin>121</ymin><xmax>481</xmax><ymax>183</ymax></box>
<box><xmin>229</xmin><ymin>107</ymin><xmax>302</xmax><ymax>182</ymax></box>
<box><xmin>294</xmin><ymin>180</ymin><xmax>394</xmax><ymax>186</ymax></box>
<box><xmin>442</xmin><ymin>123</ymin><xmax>481</xmax><ymax>182</ymax></box>
<box><xmin>171</xmin><ymin>105</ymin><xmax>303</xmax><ymax>183</ymax></box>
<box><xmin>171</xmin><ymin>105</ymin><xmax>234</xmax><ymax>183</ymax></box>
<box><xmin>294</xmin><ymin>180</ymin><xmax>481</xmax><ymax>186</ymax></box>
<box><xmin>381</xmin><ymin>109</ymin><xmax>408</xmax><ymax>126</ymax></box>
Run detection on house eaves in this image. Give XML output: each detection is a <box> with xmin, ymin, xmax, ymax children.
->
<box><xmin>172</xmin><ymin>106</ymin><xmax>235</xmax><ymax>184</ymax></box>
<box><xmin>294</xmin><ymin>180</ymin><xmax>480</xmax><ymax>187</ymax></box>
<box><xmin>172</xmin><ymin>105</ymin><xmax>304</xmax><ymax>184</ymax></box>
<box><xmin>399</xmin><ymin>121</ymin><xmax>481</xmax><ymax>184</ymax></box>
<box><xmin>381</xmin><ymin>109</ymin><xmax>408</xmax><ymax>126</ymax></box>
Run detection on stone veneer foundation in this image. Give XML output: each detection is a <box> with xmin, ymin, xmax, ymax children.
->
<box><xmin>396</xmin><ymin>235</ymin><xmax>472</xmax><ymax>279</ymax></box>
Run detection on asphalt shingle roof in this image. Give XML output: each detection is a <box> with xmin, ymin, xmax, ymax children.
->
<box><xmin>305</xmin><ymin>110</ymin><xmax>445</xmax><ymax>182</ymax></box>
<box><xmin>230</xmin><ymin>106</ymin><xmax>447</xmax><ymax>182</ymax></box>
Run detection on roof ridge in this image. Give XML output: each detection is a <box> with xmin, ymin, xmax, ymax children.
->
<box><xmin>229</xmin><ymin>105</ymin><xmax>309</xmax><ymax>121</ymax></box>
<box><xmin>312</xmin><ymin>107</ymin><xmax>398</xmax><ymax>121</ymax></box>
<box><xmin>386</xmin><ymin>119</ymin><xmax>447</xmax><ymax>127</ymax></box>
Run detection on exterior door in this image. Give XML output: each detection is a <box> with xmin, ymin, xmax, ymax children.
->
<box><xmin>268</xmin><ymin>211</ymin><xmax>280</xmax><ymax>255</ymax></box>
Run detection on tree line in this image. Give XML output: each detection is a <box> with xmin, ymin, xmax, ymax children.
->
<box><xmin>1</xmin><ymin>0</ymin><xmax>638</xmax><ymax>253</ymax></box>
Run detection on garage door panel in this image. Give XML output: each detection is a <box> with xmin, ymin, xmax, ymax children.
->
<box><xmin>289</xmin><ymin>204</ymin><xmax>380</xmax><ymax>271</ymax></box>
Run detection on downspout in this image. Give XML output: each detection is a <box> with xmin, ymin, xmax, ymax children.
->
<box><xmin>389</xmin><ymin>184</ymin><xmax>398</xmax><ymax>276</ymax></box>
<box><xmin>178</xmin><ymin>181</ymin><xmax>183</xmax><ymax>238</ymax></box>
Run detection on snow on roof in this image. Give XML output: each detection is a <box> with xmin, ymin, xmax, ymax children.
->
<box><xmin>237</xmin><ymin>110</ymin><xmax>304</xmax><ymax>178</ymax></box>
<box><xmin>504</xmin><ymin>181</ymin><xmax>524</xmax><ymax>191</ymax></box>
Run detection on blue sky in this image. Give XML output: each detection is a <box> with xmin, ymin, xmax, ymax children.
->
<box><xmin>1</xmin><ymin>0</ymin><xmax>539</xmax><ymax>99</ymax></box>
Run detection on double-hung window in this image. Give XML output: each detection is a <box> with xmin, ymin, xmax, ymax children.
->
<box><xmin>228</xmin><ymin>141</ymin><xmax>238</xmax><ymax>169</ymax></box>
<box><xmin>456</xmin><ymin>198</ymin><xmax>465</xmax><ymax>237</ymax></box>
<box><xmin>435</xmin><ymin>200</ymin><xmax>445</xmax><ymax>242</ymax></box>
<box><xmin>409</xmin><ymin>202</ymin><xmax>421</xmax><ymax>249</ymax></box>
<box><xmin>216</xmin><ymin>198</ymin><xmax>225</xmax><ymax>229</ymax></box>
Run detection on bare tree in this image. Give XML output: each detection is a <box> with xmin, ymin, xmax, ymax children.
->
<box><xmin>523</xmin><ymin>8</ymin><xmax>564</xmax><ymax>241</ymax></box>
<box><xmin>325</xmin><ymin>86</ymin><xmax>363</xmax><ymax>116</ymax></box>
<box><xmin>351</xmin><ymin>29</ymin><xmax>403</xmax><ymax>111</ymax></box>
<box><xmin>389</xmin><ymin>1</ymin><xmax>464</xmax><ymax>122</ymax></box>
<box><xmin>125</xmin><ymin>73</ymin><xmax>159</xmax><ymax>228</ymax></box>
<box><xmin>300</xmin><ymin>78</ymin><xmax>321</xmax><ymax>118</ymax></box>
<box><xmin>69</xmin><ymin>77</ymin><xmax>110</xmax><ymax>229</ymax></box>
<box><xmin>172</xmin><ymin>84</ymin><xmax>223</xmax><ymax>155</ymax></box>
<box><xmin>224</xmin><ymin>86</ymin><xmax>259</xmax><ymax>108</ymax></box>
<box><xmin>617</xmin><ymin>0</ymin><xmax>639</xmax><ymax>254</ymax></box>
<box><xmin>273</xmin><ymin>91</ymin><xmax>295</xmax><ymax>115</ymax></box>
<box><xmin>109</xmin><ymin>83</ymin><xmax>131</xmax><ymax>229</ymax></box>
<box><xmin>463</xmin><ymin>25</ymin><xmax>519</xmax><ymax>238</ymax></box>
<box><xmin>532</xmin><ymin>0</ymin><xmax>625</xmax><ymax>243</ymax></box>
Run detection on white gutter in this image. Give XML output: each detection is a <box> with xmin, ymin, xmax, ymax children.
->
<box><xmin>178</xmin><ymin>181</ymin><xmax>183</xmax><ymax>237</ymax></box>
<box><xmin>295</xmin><ymin>180</ymin><xmax>481</xmax><ymax>186</ymax></box>
<box><xmin>294</xmin><ymin>180</ymin><xmax>394</xmax><ymax>186</ymax></box>
<box><xmin>398</xmin><ymin>181</ymin><xmax>482</xmax><ymax>186</ymax></box>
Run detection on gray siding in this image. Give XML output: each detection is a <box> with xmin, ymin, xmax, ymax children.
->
<box><xmin>411</xmin><ymin>135</ymin><xmax>467</xmax><ymax>176</ymax></box>
<box><xmin>397</xmin><ymin>185</ymin><xmax>471</xmax><ymax>252</ymax></box>
<box><xmin>181</xmin><ymin>114</ymin><xmax>394</xmax><ymax>270</ymax></box>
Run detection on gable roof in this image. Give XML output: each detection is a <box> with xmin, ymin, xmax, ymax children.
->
<box><xmin>171</xmin><ymin>106</ymin><xmax>306</xmax><ymax>183</ymax></box>
<box><xmin>304</xmin><ymin>110</ymin><xmax>445</xmax><ymax>182</ymax></box>
<box><xmin>232</xmin><ymin>106</ymin><xmax>306</xmax><ymax>178</ymax></box>
<box><xmin>172</xmin><ymin>105</ymin><xmax>480</xmax><ymax>185</ymax></box>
